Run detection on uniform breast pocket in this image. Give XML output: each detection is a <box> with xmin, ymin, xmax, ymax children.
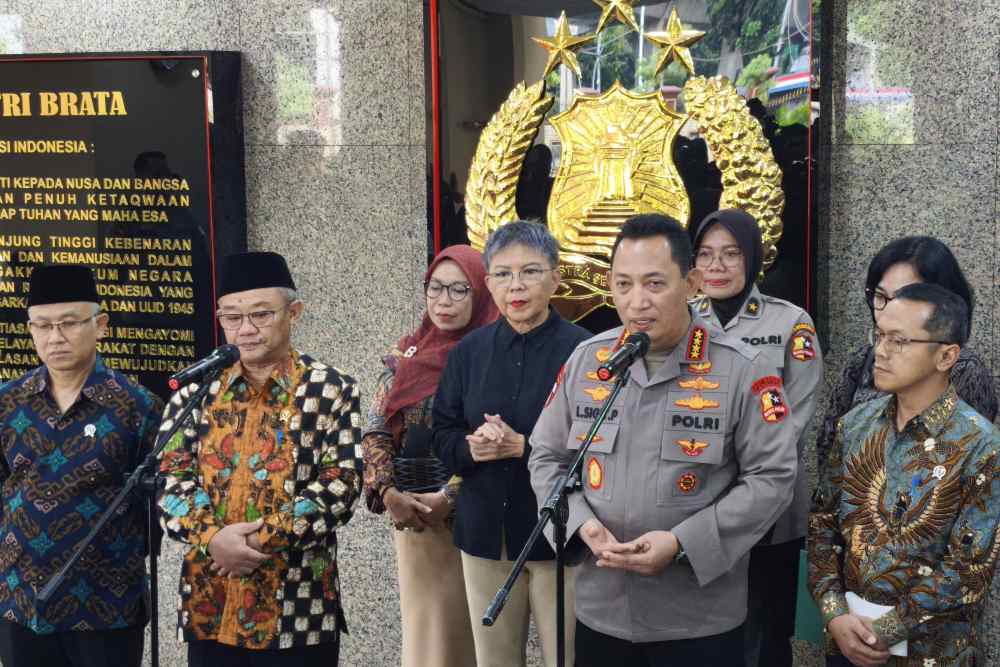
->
<box><xmin>566</xmin><ymin>420</ymin><xmax>618</xmax><ymax>502</ymax></box>
<box><xmin>656</xmin><ymin>430</ymin><xmax>725</xmax><ymax>506</ymax></box>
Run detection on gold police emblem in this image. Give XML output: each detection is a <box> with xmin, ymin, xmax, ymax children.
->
<box><xmin>464</xmin><ymin>6</ymin><xmax>785</xmax><ymax>323</ymax></box>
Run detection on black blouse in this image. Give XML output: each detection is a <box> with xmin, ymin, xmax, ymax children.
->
<box><xmin>432</xmin><ymin>308</ymin><xmax>590</xmax><ymax>561</ymax></box>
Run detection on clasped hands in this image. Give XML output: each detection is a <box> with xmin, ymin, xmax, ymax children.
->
<box><xmin>579</xmin><ymin>518</ymin><xmax>680</xmax><ymax>576</ymax></box>
<box><xmin>467</xmin><ymin>413</ymin><xmax>525</xmax><ymax>462</ymax></box>
<box><xmin>208</xmin><ymin>518</ymin><xmax>269</xmax><ymax>578</ymax></box>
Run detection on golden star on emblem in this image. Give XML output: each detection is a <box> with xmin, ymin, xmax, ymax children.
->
<box><xmin>644</xmin><ymin>8</ymin><xmax>705</xmax><ymax>76</ymax></box>
<box><xmin>593</xmin><ymin>0</ymin><xmax>640</xmax><ymax>34</ymax></box>
<box><xmin>533</xmin><ymin>11</ymin><xmax>595</xmax><ymax>78</ymax></box>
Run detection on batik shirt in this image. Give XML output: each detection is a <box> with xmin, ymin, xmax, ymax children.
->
<box><xmin>0</xmin><ymin>358</ymin><xmax>163</xmax><ymax>633</ymax></box>
<box><xmin>157</xmin><ymin>350</ymin><xmax>362</xmax><ymax>650</ymax></box>
<box><xmin>809</xmin><ymin>386</ymin><xmax>1000</xmax><ymax>666</ymax></box>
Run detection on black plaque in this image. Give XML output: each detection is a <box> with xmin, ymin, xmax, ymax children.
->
<box><xmin>0</xmin><ymin>53</ymin><xmax>246</xmax><ymax>397</ymax></box>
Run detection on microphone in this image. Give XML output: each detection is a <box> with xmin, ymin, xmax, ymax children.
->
<box><xmin>597</xmin><ymin>332</ymin><xmax>650</xmax><ymax>381</ymax></box>
<box><xmin>168</xmin><ymin>344</ymin><xmax>240</xmax><ymax>391</ymax></box>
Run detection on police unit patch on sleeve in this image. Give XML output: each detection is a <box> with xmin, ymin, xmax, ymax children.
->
<box><xmin>752</xmin><ymin>375</ymin><xmax>788</xmax><ymax>423</ymax></box>
<box><xmin>686</xmin><ymin>327</ymin><xmax>708</xmax><ymax>362</ymax></box>
<box><xmin>792</xmin><ymin>322</ymin><xmax>817</xmax><ymax>336</ymax></box>
<box><xmin>587</xmin><ymin>456</ymin><xmax>603</xmax><ymax>490</ymax></box>
<box><xmin>791</xmin><ymin>333</ymin><xmax>816</xmax><ymax>361</ymax></box>
<box><xmin>545</xmin><ymin>364</ymin><xmax>566</xmax><ymax>409</ymax></box>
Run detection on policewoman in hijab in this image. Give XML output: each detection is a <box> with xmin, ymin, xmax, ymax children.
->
<box><xmin>690</xmin><ymin>209</ymin><xmax>823</xmax><ymax>667</ymax></box>
<box><xmin>362</xmin><ymin>244</ymin><xmax>498</xmax><ymax>667</ymax></box>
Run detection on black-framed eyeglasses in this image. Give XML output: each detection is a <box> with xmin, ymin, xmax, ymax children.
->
<box><xmin>425</xmin><ymin>280</ymin><xmax>471</xmax><ymax>301</ymax></box>
<box><xmin>216</xmin><ymin>306</ymin><xmax>290</xmax><ymax>331</ymax></box>
<box><xmin>868</xmin><ymin>329</ymin><xmax>954</xmax><ymax>355</ymax></box>
<box><xmin>864</xmin><ymin>288</ymin><xmax>896</xmax><ymax>311</ymax></box>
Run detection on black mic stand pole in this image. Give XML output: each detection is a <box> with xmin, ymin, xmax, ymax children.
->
<box><xmin>483</xmin><ymin>367</ymin><xmax>631</xmax><ymax>667</ymax></box>
<box><xmin>37</xmin><ymin>367</ymin><xmax>224</xmax><ymax>667</ymax></box>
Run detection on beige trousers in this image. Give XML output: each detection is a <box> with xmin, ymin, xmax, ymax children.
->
<box><xmin>395</xmin><ymin>524</ymin><xmax>477</xmax><ymax>667</ymax></box>
<box><xmin>460</xmin><ymin>548</ymin><xmax>576</xmax><ymax>667</ymax></box>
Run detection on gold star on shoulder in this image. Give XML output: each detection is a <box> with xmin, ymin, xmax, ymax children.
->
<box><xmin>644</xmin><ymin>8</ymin><xmax>705</xmax><ymax>76</ymax></box>
<box><xmin>593</xmin><ymin>0</ymin><xmax>640</xmax><ymax>34</ymax></box>
<box><xmin>533</xmin><ymin>11</ymin><xmax>595</xmax><ymax>78</ymax></box>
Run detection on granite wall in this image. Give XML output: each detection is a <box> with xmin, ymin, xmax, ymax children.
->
<box><xmin>799</xmin><ymin>0</ymin><xmax>1000</xmax><ymax>665</ymax></box>
<box><xmin>3</xmin><ymin>0</ymin><xmax>1000</xmax><ymax>666</ymax></box>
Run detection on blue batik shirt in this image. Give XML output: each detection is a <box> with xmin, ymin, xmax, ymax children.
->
<box><xmin>0</xmin><ymin>357</ymin><xmax>163</xmax><ymax>633</ymax></box>
<box><xmin>809</xmin><ymin>385</ymin><xmax>1000</xmax><ymax>665</ymax></box>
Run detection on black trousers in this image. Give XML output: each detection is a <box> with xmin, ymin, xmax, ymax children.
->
<box><xmin>744</xmin><ymin>537</ymin><xmax>803</xmax><ymax>667</ymax></box>
<box><xmin>187</xmin><ymin>639</ymin><xmax>340</xmax><ymax>667</ymax></box>
<box><xmin>575</xmin><ymin>620</ymin><xmax>745</xmax><ymax>667</ymax></box>
<box><xmin>0</xmin><ymin>619</ymin><xmax>144</xmax><ymax>667</ymax></box>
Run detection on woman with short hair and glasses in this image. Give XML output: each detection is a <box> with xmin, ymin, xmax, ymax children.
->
<box><xmin>432</xmin><ymin>221</ymin><xmax>590</xmax><ymax>667</ymax></box>
<box><xmin>361</xmin><ymin>245</ymin><xmax>497</xmax><ymax>667</ymax></box>
<box><xmin>815</xmin><ymin>236</ymin><xmax>997</xmax><ymax>473</ymax></box>
<box><xmin>689</xmin><ymin>209</ymin><xmax>824</xmax><ymax>667</ymax></box>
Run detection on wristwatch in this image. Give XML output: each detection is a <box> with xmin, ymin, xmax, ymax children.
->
<box><xmin>673</xmin><ymin>542</ymin><xmax>689</xmax><ymax>566</ymax></box>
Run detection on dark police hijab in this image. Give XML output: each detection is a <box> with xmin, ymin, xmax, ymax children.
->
<box><xmin>692</xmin><ymin>209</ymin><xmax>764</xmax><ymax>327</ymax></box>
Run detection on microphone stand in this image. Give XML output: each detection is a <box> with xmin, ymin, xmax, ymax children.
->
<box><xmin>37</xmin><ymin>367</ymin><xmax>224</xmax><ymax>667</ymax></box>
<box><xmin>483</xmin><ymin>368</ymin><xmax>631</xmax><ymax>667</ymax></box>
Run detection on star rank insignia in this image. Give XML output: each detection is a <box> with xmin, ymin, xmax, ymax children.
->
<box><xmin>745</xmin><ymin>298</ymin><xmax>761</xmax><ymax>316</ymax></box>
<box><xmin>686</xmin><ymin>326</ymin><xmax>707</xmax><ymax>362</ymax></box>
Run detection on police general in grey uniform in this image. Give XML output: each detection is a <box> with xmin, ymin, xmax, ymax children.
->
<box><xmin>528</xmin><ymin>215</ymin><xmax>798</xmax><ymax>667</ymax></box>
<box><xmin>691</xmin><ymin>209</ymin><xmax>823</xmax><ymax>667</ymax></box>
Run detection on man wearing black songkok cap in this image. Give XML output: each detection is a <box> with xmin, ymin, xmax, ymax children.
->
<box><xmin>157</xmin><ymin>252</ymin><xmax>362</xmax><ymax>667</ymax></box>
<box><xmin>0</xmin><ymin>264</ymin><xmax>163</xmax><ymax>667</ymax></box>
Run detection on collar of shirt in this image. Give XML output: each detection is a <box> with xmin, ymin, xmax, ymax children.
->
<box><xmin>630</xmin><ymin>308</ymin><xmax>710</xmax><ymax>386</ymax></box>
<box><xmin>221</xmin><ymin>348</ymin><xmax>301</xmax><ymax>398</ymax></box>
<box><xmin>495</xmin><ymin>306</ymin><xmax>560</xmax><ymax>349</ymax></box>
<box><xmin>19</xmin><ymin>355</ymin><xmax>120</xmax><ymax>409</ymax></box>
<box><xmin>883</xmin><ymin>384</ymin><xmax>959</xmax><ymax>441</ymax></box>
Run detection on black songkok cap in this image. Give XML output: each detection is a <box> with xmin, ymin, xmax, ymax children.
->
<box><xmin>218</xmin><ymin>251</ymin><xmax>297</xmax><ymax>297</ymax></box>
<box><xmin>28</xmin><ymin>264</ymin><xmax>100</xmax><ymax>307</ymax></box>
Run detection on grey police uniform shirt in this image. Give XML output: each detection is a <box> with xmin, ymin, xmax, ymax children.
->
<box><xmin>691</xmin><ymin>284</ymin><xmax>823</xmax><ymax>544</ymax></box>
<box><xmin>528</xmin><ymin>312</ymin><xmax>798</xmax><ymax>643</ymax></box>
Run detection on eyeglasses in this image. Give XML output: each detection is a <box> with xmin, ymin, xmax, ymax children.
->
<box><xmin>487</xmin><ymin>267</ymin><xmax>555</xmax><ymax>287</ymax></box>
<box><xmin>216</xmin><ymin>306</ymin><xmax>289</xmax><ymax>331</ymax></box>
<box><xmin>865</xmin><ymin>288</ymin><xmax>895</xmax><ymax>311</ymax></box>
<box><xmin>27</xmin><ymin>315</ymin><xmax>96</xmax><ymax>337</ymax></box>
<box><xmin>425</xmin><ymin>280</ymin><xmax>471</xmax><ymax>301</ymax></box>
<box><xmin>694</xmin><ymin>247</ymin><xmax>743</xmax><ymax>269</ymax></box>
<box><xmin>868</xmin><ymin>329</ymin><xmax>954</xmax><ymax>355</ymax></box>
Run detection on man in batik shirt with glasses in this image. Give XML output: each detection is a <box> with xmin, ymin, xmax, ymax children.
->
<box><xmin>0</xmin><ymin>264</ymin><xmax>163</xmax><ymax>667</ymax></box>
<box><xmin>810</xmin><ymin>283</ymin><xmax>1000</xmax><ymax>667</ymax></box>
<box><xmin>157</xmin><ymin>251</ymin><xmax>362</xmax><ymax>667</ymax></box>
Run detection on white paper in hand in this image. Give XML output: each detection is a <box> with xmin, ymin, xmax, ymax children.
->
<box><xmin>845</xmin><ymin>591</ymin><xmax>907</xmax><ymax>657</ymax></box>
